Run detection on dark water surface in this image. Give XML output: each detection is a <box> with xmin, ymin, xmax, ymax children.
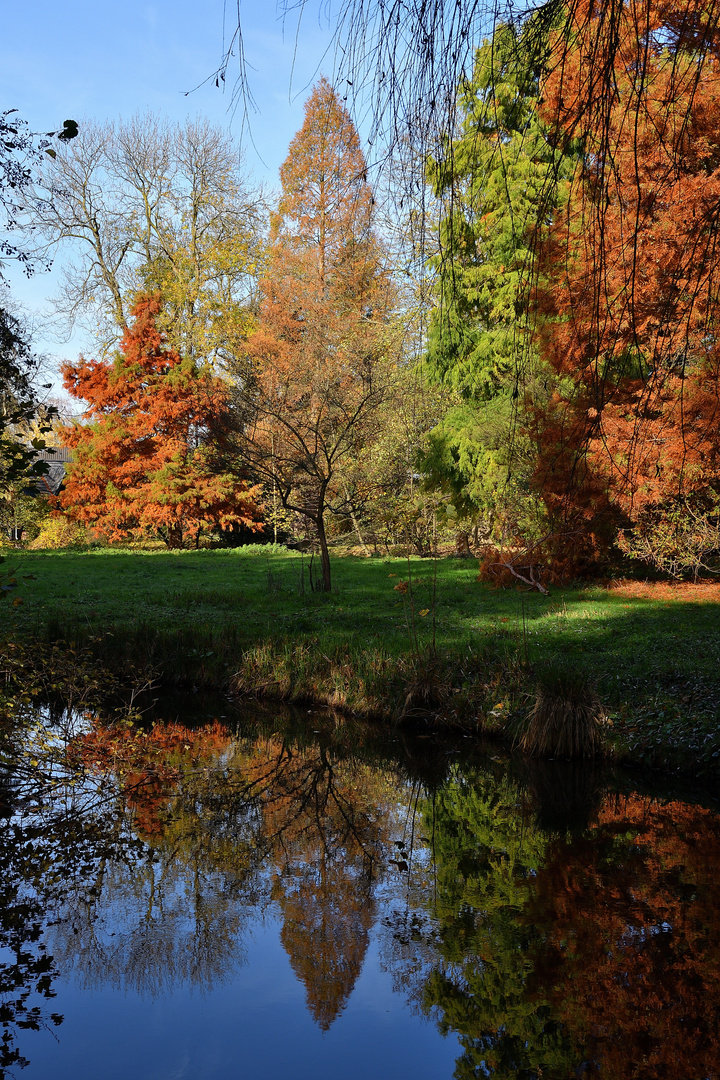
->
<box><xmin>2</xmin><ymin>702</ymin><xmax>720</xmax><ymax>1080</ymax></box>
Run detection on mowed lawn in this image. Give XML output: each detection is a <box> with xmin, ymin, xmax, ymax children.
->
<box><xmin>9</xmin><ymin>545</ymin><xmax>720</xmax><ymax>710</ymax></box>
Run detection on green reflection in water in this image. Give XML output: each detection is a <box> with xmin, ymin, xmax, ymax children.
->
<box><xmin>387</xmin><ymin>761</ymin><xmax>720</xmax><ymax>1079</ymax></box>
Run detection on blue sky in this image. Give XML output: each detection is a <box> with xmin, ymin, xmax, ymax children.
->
<box><xmin>1</xmin><ymin>0</ymin><xmax>338</xmax><ymax>379</ymax></box>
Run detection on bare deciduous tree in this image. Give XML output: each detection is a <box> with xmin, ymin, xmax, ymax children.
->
<box><xmin>30</xmin><ymin>114</ymin><xmax>265</xmax><ymax>363</ymax></box>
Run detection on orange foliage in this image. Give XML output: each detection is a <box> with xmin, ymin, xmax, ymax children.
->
<box><xmin>67</xmin><ymin>718</ymin><xmax>231</xmax><ymax>836</ymax></box>
<box><xmin>278</xmin><ymin>863</ymin><xmax>374</xmax><ymax>1030</ymax></box>
<box><xmin>240</xmin><ymin>79</ymin><xmax>394</xmax><ymax>589</ymax></box>
<box><xmin>531</xmin><ymin>795</ymin><xmax>720</xmax><ymax>1078</ymax></box>
<box><xmin>242</xmin><ymin>736</ymin><xmax>385</xmax><ymax>1029</ymax></box>
<box><xmin>535</xmin><ymin>0</ymin><xmax>720</xmax><ymax>565</ymax></box>
<box><xmin>59</xmin><ymin>295</ymin><xmax>262</xmax><ymax>547</ymax></box>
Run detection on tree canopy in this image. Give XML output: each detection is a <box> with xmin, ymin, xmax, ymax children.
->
<box><xmin>234</xmin><ymin>78</ymin><xmax>398</xmax><ymax>589</ymax></box>
<box><xmin>414</xmin><ymin>0</ymin><xmax>720</xmax><ymax>574</ymax></box>
<box><xmin>59</xmin><ymin>295</ymin><xmax>261</xmax><ymax>548</ymax></box>
<box><xmin>11</xmin><ymin>7</ymin><xmax>720</xmax><ymax>577</ymax></box>
<box><xmin>32</xmin><ymin>115</ymin><xmax>263</xmax><ymax>362</ymax></box>
<box><xmin>0</xmin><ymin>111</ymin><xmax>77</xmax><ymax>502</ymax></box>
<box><xmin>422</xmin><ymin>19</ymin><xmax>573</xmax><ymax>541</ymax></box>
<box><xmin>530</xmin><ymin>0</ymin><xmax>720</xmax><ymax>569</ymax></box>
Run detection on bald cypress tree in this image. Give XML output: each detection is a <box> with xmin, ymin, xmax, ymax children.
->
<box><xmin>237</xmin><ymin>78</ymin><xmax>397</xmax><ymax>591</ymax></box>
<box><xmin>60</xmin><ymin>295</ymin><xmax>261</xmax><ymax>547</ymax></box>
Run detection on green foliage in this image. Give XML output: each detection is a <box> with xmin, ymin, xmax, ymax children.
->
<box><xmin>616</xmin><ymin>489</ymin><xmax>720</xmax><ymax>581</ymax></box>
<box><xmin>427</xmin><ymin>25</ymin><xmax>550</xmax><ymax>396</ymax></box>
<box><xmin>422</xmin><ymin>396</ymin><xmax>538</xmax><ymax>533</ymax></box>
<box><xmin>410</xmin><ymin>771</ymin><xmax>580</xmax><ymax>1078</ymax></box>
<box><xmin>28</xmin><ymin>514</ymin><xmax>87</xmax><ymax>550</ymax></box>
<box><xmin>332</xmin><ymin>363</ymin><xmax>447</xmax><ymax>555</ymax></box>
<box><xmin>423</xmin><ymin>19</ymin><xmax>573</xmax><ymax>532</ymax></box>
<box><xmin>0</xmin><ymin>487</ymin><xmax>51</xmax><ymax>545</ymax></box>
<box><xmin>370</xmin><ymin>490</ymin><xmax>458</xmax><ymax>556</ymax></box>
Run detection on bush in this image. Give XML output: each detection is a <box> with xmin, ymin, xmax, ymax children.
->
<box><xmin>28</xmin><ymin>515</ymin><xmax>88</xmax><ymax>550</ymax></box>
<box><xmin>0</xmin><ymin>491</ymin><xmax>51</xmax><ymax>545</ymax></box>
<box><xmin>616</xmin><ymin>490</ymin><xmax>720</xmax><ymax>580</ymax></box>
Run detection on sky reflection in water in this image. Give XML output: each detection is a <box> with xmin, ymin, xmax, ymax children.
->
<box><xmin>3</xmin><ymin>710</ymin><xmax>720</xmax><ymax>1080</ymax></box>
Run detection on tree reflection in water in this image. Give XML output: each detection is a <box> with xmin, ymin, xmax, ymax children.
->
<box><xmin>383</xmin><ymin>762</ymin><xmax>720</xmax><ymax>1080</ymax></box>
<box><xmin>55</xmin><ymin>720</ymin><xmax>398</xmax><ymax>1022</ymax></box>
<box><xmin>0</xmin><ymin>813</ymin><xmax>63</xmax><ymax>1074</ymax></box>
<box><xmin>533</xmin><ymin>795</ymin><xmax>720</xmax><ymax>1079</ymax></box>
<box><xmin>0</xmin><ymin>756</ymin><xmax>142</xmax><ymax>1074</ymax></box>
<box><xmin>257</xmin><ymin>739</ymin><xmax>398</xmax><ymax>1029</ymax></box>
<box><xmin>1</xmin><ymin>713</ymin><xmax>720</xmax><ymax>1079</ymax></box>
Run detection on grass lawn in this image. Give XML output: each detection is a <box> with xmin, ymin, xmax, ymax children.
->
<box><xmin>7</xmin><ymin>544</ymin><xmax>720</xmax><ymax>775</ymax></box>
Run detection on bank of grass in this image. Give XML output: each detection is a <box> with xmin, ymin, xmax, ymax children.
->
<box><xmin>7</xmin><ymin>544</ymin><xmax>720</xmax><ymax>776</ymax></box>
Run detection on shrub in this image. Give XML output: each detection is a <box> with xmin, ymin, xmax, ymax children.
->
<box><xmin>616</xmin><ymin>490</ymin><xmax>720</xmax><ymax>581</ymax></box>
<box><xmin>518</xmin><ymin>668</ymin><xmax>608</xmax><ymax>758</ymax></box>
<box><xmin>28</xmin><ymin>514</ymin><xmax>88</xmax><ymax>550</ymax></box>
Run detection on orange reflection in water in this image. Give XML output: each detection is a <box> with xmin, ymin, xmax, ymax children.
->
<box><xmin>532</xmin><ymin>795</ymin><xmax>720</xmax><ymax>1079</ymax></box>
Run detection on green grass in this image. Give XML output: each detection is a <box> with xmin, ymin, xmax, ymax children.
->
<box><xmin>6</xmin><ymin>544</ymin><xmax>720</xmax><ymax>775</ymax></box>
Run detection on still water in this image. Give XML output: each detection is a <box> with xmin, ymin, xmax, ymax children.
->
<box><xmin>2</xmin><ymin>703</ymin><xmax>720</xmax><ymax>1080</ymax></box>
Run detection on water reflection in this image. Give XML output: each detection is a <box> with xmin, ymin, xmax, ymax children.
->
<box><xmin>52</xmin><ymin>721</ymin><xmax>399</xmax><ymax>1028</ymax></box>
<box><xmin>532</xmin><ymin>795</ymin><xmax>720</xmax><ymax>1079</ymax></box>
<box><xmin>389</xmin><ymin>767</ymin><xmax>720</xmax><ymax>1080</ymax></box>
<box><xmin>2</xmin><ymin>711</ymin><xmax>720</xmax><ymax>1079</ymax></box>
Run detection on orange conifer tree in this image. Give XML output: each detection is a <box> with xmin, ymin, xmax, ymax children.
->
<box><xmin>235</xmin><ymin>78</ymin><xmax>397</xmax><ymax>590</ymax></box>
<box><xmin>533</xmin><ymin>0</ymin><xmax>720</xmax><ymax>570</ymax></box>
<box><xmin>60</xmin><ymin>295</ymin><xmax>261</xmax><ymax>547</ymax></box>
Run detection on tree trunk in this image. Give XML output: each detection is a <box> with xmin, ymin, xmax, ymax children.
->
<box><xmin>315</xmin><ymin>512</ymin><xmax>332</xmax><ymax>592</ymax></box>
<box><xmin>455</xmin><ymin>531</ymin><xmax>471</xmax><ymax>556</ymax></box>
<box><xmin>162</xmin><ymin>522</ymin><xmax>185</xmax><ymax>549</ymax></box>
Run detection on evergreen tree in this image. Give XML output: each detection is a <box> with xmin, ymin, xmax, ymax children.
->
<box><xmin>59</xmin><ymin>295</ymin><xmax>261</xmax><ymax>548</ymax></box>
<box><xmin>423</xmin><ymin>20</ymin><xmax>573</xmax><ymax>540</ymax></box>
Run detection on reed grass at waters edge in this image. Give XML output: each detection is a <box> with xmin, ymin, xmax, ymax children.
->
<box><xmin>7</xmin><ymin>545</ymin><xmax>720</xmax><ymax>777</ymax></box>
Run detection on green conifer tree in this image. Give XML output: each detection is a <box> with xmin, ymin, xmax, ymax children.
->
<box><xmin>423</xmin><ymin>20</ymin><xmax>573</xmax><ymax>538</ymax></box>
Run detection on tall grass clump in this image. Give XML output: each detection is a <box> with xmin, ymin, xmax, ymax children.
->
<box><xmin>518</xmin><ymin>668</ymin><xmax>608</xmax><ymax>759</ymax></box>
<box><xmin>232</xmin><ymin>640</ymin><xmax>405</xmax><ymax>717</ymax></box>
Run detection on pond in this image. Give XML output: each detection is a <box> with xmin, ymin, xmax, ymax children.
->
<box><xmin>2</xmin><ymin>700</ymin><xmax>720</xmax><ymax>1080</ymax></box>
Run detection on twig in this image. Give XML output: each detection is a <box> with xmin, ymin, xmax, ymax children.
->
<box><xmin>492</xmin><ymin>560</ymin><xmax>549</xmax><ymax>595</ymax></box>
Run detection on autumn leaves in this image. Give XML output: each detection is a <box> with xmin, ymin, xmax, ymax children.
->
<box><xmin>427</xmin><ymin>0</ymin><xmax>720</xmax><ymax>578</ymax></box>
<box><xmin>59</xmin><ymin>296</ymin><xmax>262</xmax><ymax>548</ymax></box>
<box><xmin>56</xmin><ymin>83</ymin><xmax>397</xmax><ymax>571</ymax></box>
<box><xmin>51</xmin><ymin>2</ymin><xmax>720</xmax><ymax>578</ymax></box>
